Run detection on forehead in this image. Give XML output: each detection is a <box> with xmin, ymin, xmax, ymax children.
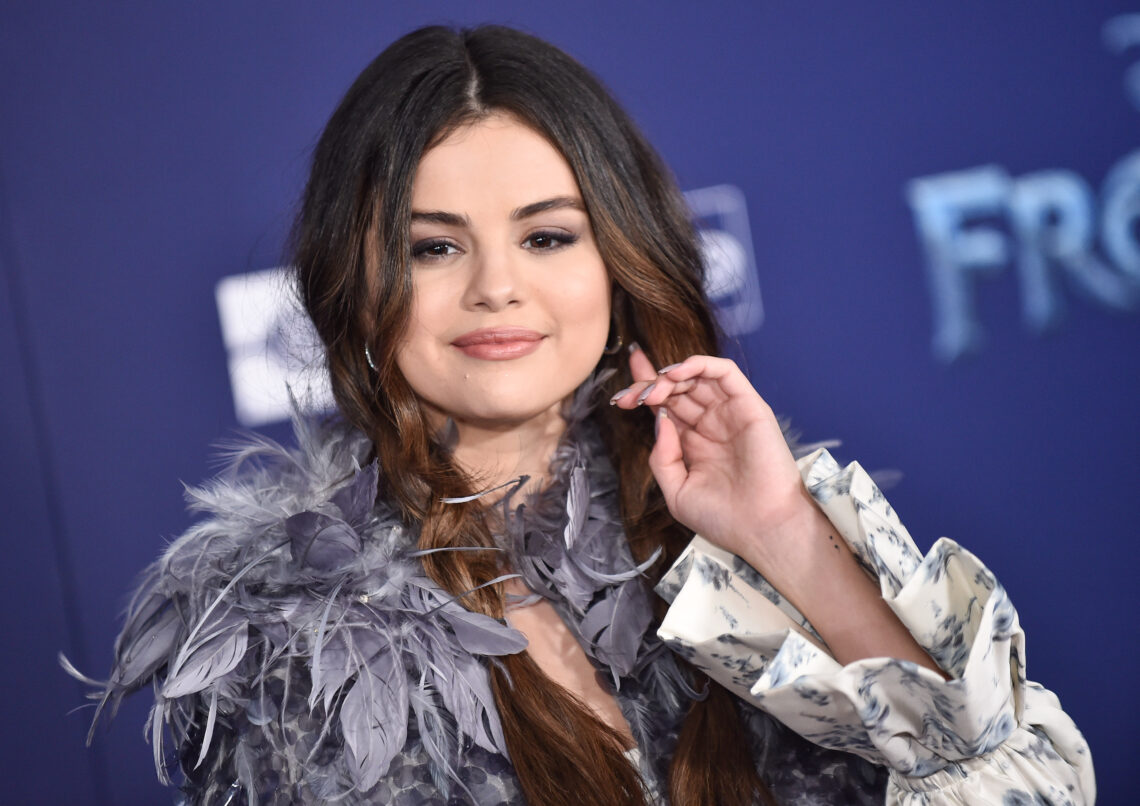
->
<box><xmin>411</xmin><ymin>114</ymin><xmax>581</xmax><ymax>210</ymax></box>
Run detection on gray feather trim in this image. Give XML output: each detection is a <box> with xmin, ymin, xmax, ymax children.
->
<box><xmin>494</xmin><ymin>372</ymin><xmax>663</xmax><ymax>686</ymax></box>
<box><xmin>67</xmin><ymin>415</ymin><xmax>528</xmax><ymax>798</ymax></box>
<box><xmin>66</xmin><ymin>372</ymin><xmax>702</xmax><ymax>800</ymax></box>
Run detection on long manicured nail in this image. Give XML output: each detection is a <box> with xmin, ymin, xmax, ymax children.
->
<box><xmin>635</xmin><ymin>382</ymin><xmax>656</xmax><ymax>406</ymax></box>
<box><xmin>609</xmin><ymin>387</ymin><xmax>634</xmax><ymax>405</ymax></box>
<box><xmin>628</xmin><ymin>341</ymin><xmax>641</xmax><ymax>354</ymax></box>
<box><xmin>655</xmin><ymin>407</ymin><xmax>668</xmax><ymax>437</ymax></box>
<box><xmin>657</xmin><ymin>362</ymin><xmax>683</xmax><ymax>375</ymax></box>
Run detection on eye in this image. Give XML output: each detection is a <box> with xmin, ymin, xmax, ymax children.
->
<box><xmin>522</xmin><ymin>230</ymin><xmax>579</xmax><ymax>251</ymax></box>
<box><xmin>411</xmin><ymin>238</ymin><xmax>461</xmax><ymax>262</ymax></box>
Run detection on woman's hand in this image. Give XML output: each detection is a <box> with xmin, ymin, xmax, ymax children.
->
<box><xmin>610</xmin><ymin>349</ymin><xmax>817</xmax><ymax>579</ymax></box>
<box><xmin>612</xmin><ymin>347</ymin><xmax>946</xmax><ymax>675</ymax></box>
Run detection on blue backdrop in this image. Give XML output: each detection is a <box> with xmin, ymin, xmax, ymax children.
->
<box><xmin>2</xmin><ymin>2</ymin><xmax>1135</xmax><ymax>802</ymax></box>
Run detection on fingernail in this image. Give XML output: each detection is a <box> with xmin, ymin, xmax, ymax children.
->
<box><xmin>655</xmin><ymin>407</ymin><xmax>667</xmax><ymax>437</ymax></box>
<box><xmin>657</xmin><ymin>362</ymin><xmax>682</xmax><ymax>374</ymax></box>
<box><xmin>635</xmin><ymin>382</ymin><xmax>656</xmax><ymax>406</ymax></box>
<box><xmin>628</xmin><ymin>341</ymin><xmax>641</xmax><ymax>354</ymax></box>
<box><xmin>609</xmin><ymin>387</ymin><xmax>634</xmax><ymax>405</ymax></box>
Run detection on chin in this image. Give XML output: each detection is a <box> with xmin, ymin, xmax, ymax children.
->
<box><xmin>456</xmin><ymin>398</ymin><xmax>567</xmax><ymax>429</ymax></box>
<box><xmin>413</xmin><ymin>361</ymin><xmax>601</xmax><ymax>431</ymax></box>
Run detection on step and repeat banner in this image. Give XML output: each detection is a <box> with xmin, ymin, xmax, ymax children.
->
<box><xmin>2</xmin><ymin>2</ymin><xmax>1135</xmax><ymax>802</ymax></box>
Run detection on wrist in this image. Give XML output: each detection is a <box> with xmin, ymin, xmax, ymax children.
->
<box><xmin>737</xmin><ymin>484</ymin><xmax>835</xmax><ymax>591</ymax></box>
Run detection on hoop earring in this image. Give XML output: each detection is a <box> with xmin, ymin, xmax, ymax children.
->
<box><xmin>364</xmin><ymin>344</ymin><xmax>378</xmax><ymax>372</ymax></box>
<box><xmin>602</xmin><ymin>324</ymin><xmax>623</xmax><ymax>355</ymax></box>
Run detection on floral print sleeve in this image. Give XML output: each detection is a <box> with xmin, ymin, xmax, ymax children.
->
<box><xmin>655</xmin><ymin>448</ymin><xmax>1095</xmax><ymax>805</ymax></box>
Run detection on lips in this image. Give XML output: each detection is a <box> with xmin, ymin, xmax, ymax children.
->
<box><xmin>451</xmin><ymin>328</ymin><xmax>545</xmax><ymax>360</ymax></box>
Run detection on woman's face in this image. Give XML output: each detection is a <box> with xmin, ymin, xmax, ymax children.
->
<box><xmin>395</xmin><ymin>113</ymin><xmax>611</xmax><ymax>431</ymax></box>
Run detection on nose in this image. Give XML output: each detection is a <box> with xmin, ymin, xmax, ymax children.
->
<box><xmin>460</xmin><ymin>246</ymin><xmax>523</xmax><ymax>312</ymax></box>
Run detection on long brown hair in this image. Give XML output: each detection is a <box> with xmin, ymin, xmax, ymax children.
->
<box><xmin>293</xmin><ymin>25</ymin><xmax>773</xmax><ymax>805</ymax></box>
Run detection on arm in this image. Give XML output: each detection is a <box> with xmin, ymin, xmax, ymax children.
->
<box><xmin>612</xmin><ymin>351</ymin><xmax>1094</xmax><ymax>803</ymax></box>
<box><xmin>612</xmin><ymin>351</ymin><xmax>937</xmax><ymax>670</ymax></box>
<box><xmin>734</xmin><ymin>482</ymin><xmax>946</xmax><ymax>675</ymax></box>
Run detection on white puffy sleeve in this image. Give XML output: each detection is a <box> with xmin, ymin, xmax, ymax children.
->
<box><xmin>655</xmin><ymin>448</ymin><xmax>1095</xmax><ymax>805</ymax></box>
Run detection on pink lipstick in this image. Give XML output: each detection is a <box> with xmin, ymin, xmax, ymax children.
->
<box><xmin>451</xmin><ymin>328</ymin><xmax>544</xmax><ymax>360</ymax></box>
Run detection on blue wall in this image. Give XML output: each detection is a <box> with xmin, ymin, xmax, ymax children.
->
<box><xmin>2</xmin><ymin>2</ymin><xmax>1134</xmax><ymax>802</ymax></box>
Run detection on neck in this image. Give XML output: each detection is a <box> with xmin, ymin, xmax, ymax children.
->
<box><xmin>436</xmin><ymin>403</ymin><xmax>568</xmax><ymax>495</ymax></box>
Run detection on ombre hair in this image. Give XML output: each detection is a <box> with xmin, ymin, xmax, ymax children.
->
<box><xmin>292</xmin><ymin>25</ymin><xmax>773</xmax><ymax>806</ymax></box>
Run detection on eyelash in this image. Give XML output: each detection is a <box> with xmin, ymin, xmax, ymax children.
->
<box><xmin>410</xmin><ymin>230</ymin><xmax>580</xmax><ymax>262</ymax></box>
<box><xmin>523</xmin><ymin>230</ymin><xmax>579</xmax><ymax>251</ymax></box>
<box><xmin>410</xmin><ymin>239</ymin><xmax>459</xmax><ymax>262</ymax></box>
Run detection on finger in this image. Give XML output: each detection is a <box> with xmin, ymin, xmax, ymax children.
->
<box><xmin>634</xmin><ymin>376</ymin><xmax>694</xmax><ymax>408</ymax></box>
<box><xmin>647</xmin><ymin>410</ymin><xmax>687</xmax><ymax>503</ymax></box>
<box><xmin>657</xmin><ymin>354</ymin><xmax>730</xmax><ymax>380</ymax></box>
<box><xmin>628</xmin><ymin>344</ymin><xmax>657</xmax><ymax>384</ymax></box>
<box><xmin>641</xmin><ymin>377</ymin><xmax>725</xmax><ymax>410</ymax></box>
<box><xmin>639</xmin><ymin>368</ymin><xmax>739</xmax><ymax>413</ymax></box>
<box><xmin>658</xmin><ymin>394</ymin><xmax>704</xmax><ymax>427</ymax></box>
<box><xmin>609</xmin><ymin>379</ymin><xmax>654</xmax><ymax>408</ymax></box>
<box><xmin>658</xmin><ymin>355</ymin><xmax>759</xmax><ymax>400</ymax></box>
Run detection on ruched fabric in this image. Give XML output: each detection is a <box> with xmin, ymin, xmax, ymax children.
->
<box><xmin>656</xmin><ymin>449</ymin><xmax>1095</xmax><ymax>805</ymax></box>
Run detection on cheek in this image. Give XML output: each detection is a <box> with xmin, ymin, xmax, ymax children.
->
<box><xmin>551</xmin><ymin>264</ymin><xmax>612</xmax><ymax>329</ymax></box>
<box><xmin>400</xmin><ymin>278</ymin><xmax>451</xmax><ymax>351</ymax></box>
<box><xmin>394</xmin><ymin>291</ymin><xmax>444</xmax><ymax>390</ymax></box>
<box><xmin>548</xmin><ymin>274</ymin><xmax>611</xmax><ymax>379</ymax></box>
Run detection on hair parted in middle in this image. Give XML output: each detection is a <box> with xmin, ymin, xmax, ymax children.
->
<box><xmin>293</xmin><ymin>24</ymin><xmax>774</xmax><ymax>806</ymax></box>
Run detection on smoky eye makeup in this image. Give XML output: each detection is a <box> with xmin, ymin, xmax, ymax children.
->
<box><xmin>522</xmin><ymin>229</ymin><xmax>581</xmax><ymax>251</ymax></box>
<box><xmin>410</xmin><ymin>237</ymin><xmax>461</xmax><ymax>261</ymax></box>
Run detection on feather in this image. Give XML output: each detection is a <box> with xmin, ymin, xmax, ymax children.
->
<box><xmin>112</xmin><ymin>587</ymin><xmax>181</xmax><ymax>685</ymax></box>
<box><xmin>439</xmin><ymin>475</ymin><xmax>526</xmax><ymax>504</ymax></box>
<box><xmin>195</xmin><ymin>687</ymin><xmax>220</xmax><ymax>769</ymax></box>
<box><xmin>163</xmin><ymin>609</ymin><xmax>247</xmax><ymax>698</ymax></box>
<box><xmin>287</xmin><ymin>511</ymin><xmax>361</xmax><ymax>572</ymax></box>
<box><xmin>438</xmin><ymin>602</ymin><xmax>529</xmax><ymax>655</ymax></box>
<box><xmin>307</xmin><ymin>580</ymin><xmax>344</xmax><ymax>708</ymax></box>
<box><xmin>409</xmin><ymin>670</ymin><xmax>455</xmax><ymax>785</ymax></box>
<box><xmin>67</xmin><ymin>372</ymin><xmax>706</xmax><ymax>798</ymax></box>
<box><xmin>149</xmin><ymin>697</ymin><xmax>169</xmax><ymax>784</ymax></box>
<box><xmin>434</xmin><ymin>651</ymin><xmax>504</xmax><ymax>753</ymax></box>
<box><xmin>579</xmin><ymin>577</ymin><xmax>653</xmax><ymax>683</ymax></box>
<box><xmin>340</xmin><ymin>648</ymin><xmax>407</xmax><ymax>791</ymax></box>
<box><xmin>58</xmin><ymin>652</ymin><xmax>103</xmax><ymax>694</ymax></box>
<box><xmin>562</xmin><ymin>466</ymin><xmax>588</xmax><ymax>549</ymax></box>
<box><xmin>232</xmin><ymin>738</ymin><xmax>258</xmax><ymax>805</ymax></box>
<box><xmin>312</xmin><ymin>625</ymin><xmax>386</xmax><ymax>715</ymax></box>
<box><xmin>328</xmin><ymin>461</ymin><xmax>379</xmax><ymax>525</ymax></box>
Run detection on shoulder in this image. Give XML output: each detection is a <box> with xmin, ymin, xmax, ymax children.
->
<box><xmin>170</xmin><ymin>416</ymin><xmax>379</xmax><ymax>553</ymax></box>
<box><xmin>103</xmin><ymin>416</ymin><xmax>528</xmax><ymax>798</ymax></box>
<box><xmin>103</xmin><ymin>415</ymin><xmax>403</xmax><ymax>707</ymax></box>
<box><xmin>152</xmin><ymin>416</ymin><xmax>412</xmax><ymax>594</ymax></box>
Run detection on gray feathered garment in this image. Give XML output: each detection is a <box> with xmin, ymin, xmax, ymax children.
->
<box><xmin>72</xmin><ymin>392</ymin><xmax>886</xmax><ymax>805</ymax></box>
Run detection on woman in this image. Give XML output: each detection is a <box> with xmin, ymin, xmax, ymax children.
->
<box><xmin>77</xmin><ymin>25</ymin><xmax>1093</xmax><ymax>805</ymax></box>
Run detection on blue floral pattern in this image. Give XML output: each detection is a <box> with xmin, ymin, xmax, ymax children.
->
<box><xmin>656</xmin><ymin>449</ymin><xmax>1095</xmax><ymax>805</ymax></box>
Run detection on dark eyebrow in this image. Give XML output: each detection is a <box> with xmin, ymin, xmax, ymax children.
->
<box><xmin>410</xmin><ymin>210</ymin><xmax>470</xmax><ymax>227</ymax></box>
<box><xmin>511</xmin><ymin>196</ymin><xmax>586</xmax><ymax>220</ymax></box>
<box><xmin>409</xmin><ymin>197</ymin><xmax>585</xmax><ymax>228</ymax></box>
